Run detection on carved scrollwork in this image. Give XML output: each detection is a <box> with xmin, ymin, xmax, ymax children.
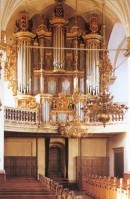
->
<box><xmin>4</xmin><ymin>45</ymin><xmax>17</xmax><ymax>95</ymax></box>
<box><xmin>99</xmin><ymin>52</ymin><xmax>113</xmax><ymax>92</ymax></box>
<box><xmin>57</xmin><ymin>92</ymin><xmax>69</xmax><ymax>110</ymax></box>
<box><xmin>17</xmin><ymin>98</ymin><xmax>37</xmax><ymax>109</ymax></box>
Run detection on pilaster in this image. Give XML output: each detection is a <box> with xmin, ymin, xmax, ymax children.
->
<box><xmin>0</xmin><ymin>39</ymin><xmax>5</xmax><ymax>181</ymax></box>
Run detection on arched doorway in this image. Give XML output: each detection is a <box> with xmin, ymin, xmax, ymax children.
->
<box><xmin>48</xmin><ymin>143</ymin><xmax>65</xmax><ymax>178</ymax></box>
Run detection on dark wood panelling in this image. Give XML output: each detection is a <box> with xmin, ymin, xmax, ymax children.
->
<box><xmin>4</xmin><ymin>156</ymin><xmax>36</xmax><ymax>178</ymax></box>
<box><xmin>76</xmin><ymin>156</ymin><xmax>109</xmax><ymax>188</ymax></box>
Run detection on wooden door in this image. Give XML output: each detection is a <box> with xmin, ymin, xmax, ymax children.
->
<box><xmin>114</xmin><ymin>147</ymin><xmax>124</xmax><ymax>178</ymax></box>
<box><xmin>48</xmin><ymin>147</ymin><xmax>62</xmax><ymax>178</ymax></box>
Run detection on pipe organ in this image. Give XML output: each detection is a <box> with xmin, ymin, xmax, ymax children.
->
<box><xmin>10</xmin><ymin>0</ymin><xmax>103</xmax><ymax>125</ymax></box>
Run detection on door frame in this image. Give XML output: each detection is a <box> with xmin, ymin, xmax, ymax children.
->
<box><xmin>113</xmin><ymin>147</ymin><xmax>124</xmax><ymax>178</ymax></box>
<box><xmin>48</xmin><ymin>142</ymin><xmax>66</xmax><ymax>178</ymax></box>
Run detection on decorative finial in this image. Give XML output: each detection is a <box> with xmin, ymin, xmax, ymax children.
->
<box><xmin>15</xmin><ymin>10</ymin><xmax>33</xmax><ymax>32</ymax></box>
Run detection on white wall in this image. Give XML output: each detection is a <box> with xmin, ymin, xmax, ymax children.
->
<box><xmin>68</xmin><ymin>139</ymin><xmax>79</xmax><ymax>182</ymax></box>
<box><xmin>108</xmin><ymin>22</ymin><xmax>130</xmax><ymax>177</ymax></box>
<box><xmin>108</xmin><ymin>22</ymin><xmax>128</xmax><ymax>104</ymax></box>
<box><xmin>108</xmin><ymin>133</ymin><xmax>130</xmax><ymax>176</ymax></box>
<box><xmin>82</xmin><ymin>138</ymin><xmax>107</xmax><ymax>156</ymax></box>
<box><xmin>4</xmin><ymin>82</ymin><xmax>15</xmax><ymax>107</ymax></box>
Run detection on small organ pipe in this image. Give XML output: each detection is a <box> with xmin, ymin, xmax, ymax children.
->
<box><xmin>15</xmin><ymin>32</ymin><xmax>35</xmax><ymax>94</ymax></box>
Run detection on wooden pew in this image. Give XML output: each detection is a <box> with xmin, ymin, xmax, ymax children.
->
<box><xmin>39</xmin><ymin>174</ymin><xmax>91</xmax><ymax>199</ymax></box>
<box><xmin>82</xmin><ymin>174</ymin><xmax>130</xmax><ymax>199</ymax></box>
<box><xmin>0</xmin><ymin>176</ymin><xmax>57</xmax><ymax>199</ymax></box>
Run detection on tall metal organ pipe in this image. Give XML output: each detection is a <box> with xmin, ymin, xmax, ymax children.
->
<box><xmin>49</xmin><ymin>1</ymin><xmax>68</xmax><ymax>71</ymax></box>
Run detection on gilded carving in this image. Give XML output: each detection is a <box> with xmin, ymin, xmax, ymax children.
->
<box><xmin>85</xmin><ymin>13</ymin><xmax>102</xmax><ymax>34</ymax></box>
<box><xmin>50</xmin><ymin>9</ymin><xmax>68</xmax><ymax>26</ymax></box>
<box><xmin>99</xmin><ymin>52</ymin><xmax>113</xmax><ymax>92</ymax></box>
<box><xmin>0</xmin><ymin>52</ymin><xmax>2</xmax><ymax>77</ymax></box>
<box><xmin>125</xmin><ymin>37</ymin><xmax>130</xmax><ymax>57</ymax></box>
<box><xmin>58</xmin><ymin>92</ymin><xmax>69</xmax><ymax>108</ymax></box>
<box><xmin>1</xmin><ymin>30</ymin><xmax>6</xmax><ymax>44</ymax></box>
<box><xmin>17</xmin><ymin>98</ymin><xmax>37</xmax><ymax>109</ymax></box>
<box><xmin>15</xmin><ymin>10</ymin><xmax>33</xmax><ymax>32</ymax></box>
<box><xmin>55</xmin><ymin>92</ymin><xmax>69</xmax><ymax>110</ymax></box>
<box><xmin>4</xmin><ymin>45</ymin><xmax>17</xmax><ymax>95</ymax></box>
<box><xmin>86</xmin><ymin>39</ymin><xmax>100</xmax><ymax>48</ymax></box>
<box><xmin>127</xmin><ymin>36</ymin><xmax>130</xmax><ymax>50</ymax></box>
<box><xmin>36</xmin><ymin>24</ymin><xmax>48</xmax><ymax>33</ymax></box>
<box><xmin>72</xmin><ymin>88</ymin><xmax>82</xmax><ymax>104</ymax></box>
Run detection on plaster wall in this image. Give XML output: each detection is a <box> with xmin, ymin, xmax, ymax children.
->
<box><xmin>81</xmin><ymin>138</ymin><xmax>107</xmax><ymax>156</ymax></box>
<box><xmin>5</xmin><ymin>138</ymin><xmax>36</xmax><ymax>156</ymax></box>
<box><xmin>68</xmin><ymin>138</ymin><xmax>107</xmax><ymax>182</ymax></box>
<box><xmin>108</xmin><ymin>133</ymin><xmax>130</xmax><ymax>177</ymax></box>
<box><xmin>108</xmin><ymin>22</ymin><xmax>128</xmax><ymax>104</ymax></box>
<box><xmin>68</xmin><ymin>139</ymin><xmax>78</xmax><ymax>182</ymax></box>
<box><xmin>4</xmin><ymin>137</ymin><xmax>45</xmax><ymax>176</ymax></box>
<box><xmin>37</xmin><ymin>138</ymin><xmax>45</xmax><ymax>176</ymax></box>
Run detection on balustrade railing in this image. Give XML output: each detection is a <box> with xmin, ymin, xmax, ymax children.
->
<box><xmin>85</xmin><ymin>114</ymin><xmax>126</xmax><ymax>124</ymax></box>
<box><xmin>4</xmin><ymin>106</ymin><xmax>38</xmax><ymax>125</ymax></box>
<box><xmin>4</xmin><ymin>105</ymin><xmax>126</xmax><ymax>129</ymax></box>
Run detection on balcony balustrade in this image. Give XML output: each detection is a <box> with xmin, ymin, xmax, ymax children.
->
<box><xmin>4</xmin><ymin>106</ymin><xmax>38</xmax><ymax>125</ymax></box>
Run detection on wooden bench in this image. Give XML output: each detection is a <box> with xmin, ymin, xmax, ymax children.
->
<box><xmin>0</xmin><ymin>177</ymin><xmax>57</xmax><ymax>199</ymax></box>
<box><xmin>82</xmin><ymin>174</ymin><xmax>130</xmax><ymax>199</ymax></box>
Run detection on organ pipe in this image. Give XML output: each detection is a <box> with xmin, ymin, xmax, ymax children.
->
<box><xmin>15</xmin><ymin>32</ymin><xmax>35</xmax><ymax>94</ymax></box>
<box><xmin>49</xmin><ymin>1</ymin><xmax>68</xmax><ymax>71</ymax></box>
<box><xmin>83</xmin><ymin>36</ymin><xmax>102</xmax><ymax>95</ymax></box>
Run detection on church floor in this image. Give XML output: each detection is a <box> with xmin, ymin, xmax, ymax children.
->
<box><xmin>0</xmin><ymin>177</ymin><xmax>56</xmax><ymax>198</ymax></box>
<box><xmin>0</xmin><ymin>177</ymin><xmax>94</xmax><ymax>199</ymax></box>
<box><xmin>73</xmin><ymin>191</ymin><xmax>94</xmax><ymax>199</ymax></box>
<box><xmin>49</xmin><ymin>177</ymin><xmax>94</xmax><ymax>198</ymax></box>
